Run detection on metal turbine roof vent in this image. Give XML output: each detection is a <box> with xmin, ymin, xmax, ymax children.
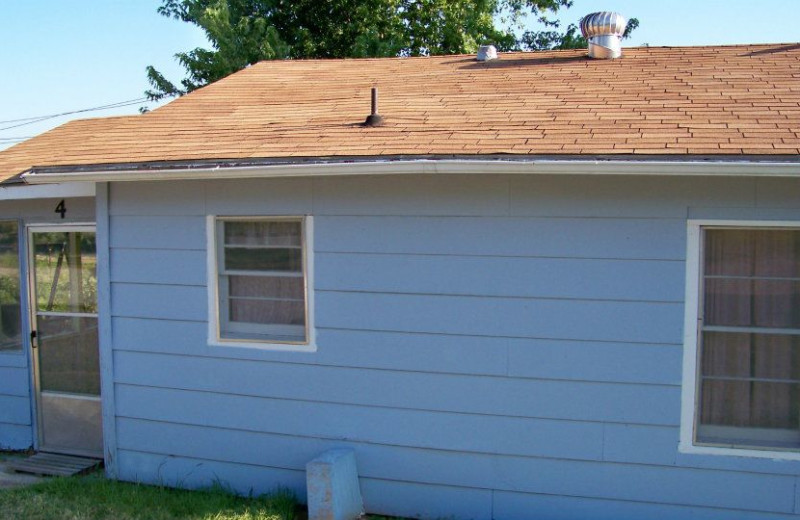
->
<box><xmin>580</xmin><ymin>11</ymin><xmax>626</xmax><ymax>59</ymax></box>
<box><xmin>476</xmin><ymin>45</ymin><xmax>498</xmax><ymax>61</ymax></box>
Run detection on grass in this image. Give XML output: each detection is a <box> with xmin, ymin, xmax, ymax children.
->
<box><xmin>0</xmin><ymin>470</ymin><xmax>298</xmax><ymax>520</ymax></box>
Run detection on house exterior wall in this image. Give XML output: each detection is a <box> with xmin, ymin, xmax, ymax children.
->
<box><xmin>0</xmin><ymin>196</ymin><xmax>95</xmax><ymax>451</ymax></box>
<box><xmin>0</xmin><ymin>354</ymin><xmax>31</xmax><ymax>450</ymax></box>
<box><xmin>105</xmin><ymin>174</ymin><xmax>800</xmax><ymax>520</ymax></box>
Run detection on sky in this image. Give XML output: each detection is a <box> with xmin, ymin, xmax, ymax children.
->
<box><xmin>1</xmin><ymin>0</ymin><xmax>799</xmax><ymax>151</ymax></box>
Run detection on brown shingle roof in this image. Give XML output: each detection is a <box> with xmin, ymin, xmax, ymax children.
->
<box><xmin>2</xmin><ymin>43</ymin><xmax>799</xmax><ymax>181</ymax></box>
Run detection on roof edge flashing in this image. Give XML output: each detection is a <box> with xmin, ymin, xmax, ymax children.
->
<box><xmin>21</xmin><ymin>158</ymin><xmax>800</xmax><ymax>184</ymax></box>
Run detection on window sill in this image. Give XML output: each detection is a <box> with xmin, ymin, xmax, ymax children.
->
<box><xmin>679</xmin><ymin>441</ymin><xmax>800</xmax><ymax>462</ymax></box>
<box><xmin>208</xmin><ymin>338</ymin><xmax>317</xmax><ymax>353</ymax></box>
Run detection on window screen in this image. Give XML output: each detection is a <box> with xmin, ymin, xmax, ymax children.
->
<box><xmin>697</xmin><ymin>228</ymin><xmax>800</xmax><ymax>450</ymax></box>
<box><xmin>216</xmin><ymin>218</ymin><xmax>307</xmax><ymax>344</ymax></box>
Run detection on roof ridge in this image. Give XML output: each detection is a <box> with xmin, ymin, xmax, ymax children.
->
<box><xmin>243</xmin><ymin>42</ymin><xmax>800</xmax><ymax>66</ymax></box>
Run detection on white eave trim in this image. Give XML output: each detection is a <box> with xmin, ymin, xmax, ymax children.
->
<box><xmin>20</xmin><ymin>159</ymin><xmax>800</xmax><ymax>184</ymax></box>
<box><xmin>0</xmin><ymin>182</ymin><xmax>95</xmax><ymax>200</ymax></box>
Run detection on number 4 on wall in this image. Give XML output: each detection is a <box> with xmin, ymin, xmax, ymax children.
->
<box><xmin>54</xmin><ymin>199</ymin><xmax>66</xmax><ymax>219</ymax></box>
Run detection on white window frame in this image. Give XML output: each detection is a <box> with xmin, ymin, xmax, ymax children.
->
<box><xmin>207</xmin><ymin>215</ymin><xmax>315</xmax><ymax>352</ymax></box>
<box><xmin>680</xmin><ymin>219</ymin><xmax>800</xmax><ymax>461</ymax></box>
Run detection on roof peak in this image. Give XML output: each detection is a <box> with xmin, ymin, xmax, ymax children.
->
<box><xmin>244</xmin><ymin>42</ymin><xmax>800</xmax><ymax>66</ymax></box>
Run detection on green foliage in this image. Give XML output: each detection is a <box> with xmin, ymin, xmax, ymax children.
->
<box><xmin>31</xmin><ymin>233</ymin><xmax>97</xmax><ymax>314</ymax></box>
<box><xmin>520</xmin><ymin>16</ymin><xmax>639</xmax><ymax>50</ymax></box>
<box><xmin>0</xmin><ymin>469</ymin><xmax>298</xmax><ymax>520</ymax></box>
<box><xmin>33</xmin><ymin>253</ymin><xmax>97</xmax><ymax>314</ymax></box>
<box><xmin>146</xmin><ymin>0</ymin><xmax>638</xmax><ymax>100</ymax></box>
<box><xmin>147</xmin><ymin>0</ymin><xmax>289</xmax><ymax>99</ymax></box>
<box><xmin>0</xmin><ymin>274</ymin><xmax>20</xmax><ymax>307</ymax></box>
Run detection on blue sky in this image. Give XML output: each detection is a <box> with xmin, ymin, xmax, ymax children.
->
<box><xmin>1</xmin><ymin>0</ymin><xmax>798</xmax><ymax>151</ymax></box>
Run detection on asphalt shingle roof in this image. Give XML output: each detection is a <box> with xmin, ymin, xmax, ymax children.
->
<box><xmin>2</xmin><ymin>43</ymin><xmax>799</xmax><ymax>181</ymax></box>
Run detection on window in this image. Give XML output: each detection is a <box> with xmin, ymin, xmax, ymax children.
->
<box><xmin>683</xmin><ymin>222</ymin><xmax>800</xmax><ymax>456</ymax></box>
<box><xmin>0</xmin><ymin>221</ymin><xmax>21</xmax><ymax>351</ymax></box>
<box><xmin>210</xmin><ymin>217</ymin><xmax>312</xmax><ymax>348</ymax></box>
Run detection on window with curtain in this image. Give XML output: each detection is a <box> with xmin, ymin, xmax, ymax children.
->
<box><xmin>214</xmin><ymin>217</ymin><xmax>308</xmax><ymax>344</ymax></box>
<box><xmin>697</xmin><ymin>228</ymin><xmax>800</xmax><ymax>450</ymax></box>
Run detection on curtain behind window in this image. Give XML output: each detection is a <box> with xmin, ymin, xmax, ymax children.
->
<box><xmin>699</xmin><ymin>229</ymin><xmax>800</xmax><ymax>448</ymax></box>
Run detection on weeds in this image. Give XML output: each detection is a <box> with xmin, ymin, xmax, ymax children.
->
<box><xmin>0</xmin><ymin>470</ymin><xmax>297</xmax><ymax>520</ymax></box>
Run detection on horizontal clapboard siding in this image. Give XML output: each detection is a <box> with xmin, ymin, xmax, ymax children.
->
<box><xmin>315</xmin><ymin>253</ymin><xmax>685</xmax><ymax>302</ymax></box>
<box><xmin>110</xmin><ymin>249</ymin><xmax>207</xmax><ymax>286</ymax></box>
<box><xmin>114</xmin><ymin>250</ymin><xmax>686</xmax><ymax>301</ymax></box>
<box><xmin>493</xmin><ymin>490</ymin><xmax>800</xmax><ymax>520</ymax></box>
<box><xmin>114</xmin><ymin>383</ymin><xmax>798</xmax><ymax>475</ymax></box>
<box><xmin>0</xmin><ymin>423</ymin><xmax>32</xmax><ymax>451</ymax></box>
<box><xmin>314</xmin><ymin>216</ymin><xmax>687</xmax><ymax>260</ymax></box>
<box><xmin>110</xmin><ymin>282</ymin><xmax>683</xmax><ymax>343</ymax></box>
<box><xmin>110</xmin><ymin>216</ymin><xmax>205</xmax><ymax>250</ymax></box>
<box><xmin>0</xmin><ymin>395</ymin><xmax>31</xmax><ymax>426</ymax></box>
<box><xmin>115</xmin><ymin>384</ymin><xmax>606</xmax><ymax>460</ymax></box>
<box><xmin>113</xmin><ymin>350</ymin><xmax>680</xmax><ymax>425</ymax></box>
<box><xmin>508</xmin><ymin>175</ymin><xmax>757</xmax><ymax>218</ymax></box>
<box><xmin>360</xmin><ymin>478</ymin><xmax>493</xmax><ymax>520</ymax></box>
<box><xmin>313</xmin><ymin>175</ymin><xmax>510</xmax><ymax>217</ymax></box>
<box><xmin>111</xmin><ymin>283</ymin><xmax>206</xmax><ymax>321</ymax></box>
<box><xmin>111</xmin><ymin>316</ymin><xmax>682</xmax><ymax>384</ymax></box>
<box><xmin>315</xmin><ymin>291</ymin><xmax>683</xmax><ymax>343</ymax></box>
<box><xmin>115</xmin><ymin>418</ymin><xmax>796</xmax><ymax>514</ymax></box>
<box><xmin>106</xmin><ymin>176</ymin><xmax>800</xmax><ymax>520</ymax></box>
<box><xmin>0</xmin><ymin>361</ymin><xmax>32</xmax><ymax>450</ymax></box>
<box><xmin>112</xmin><ymin>318</ymin><xmax>510</xmax><ymax>377</ymax></box>
<box><xmin>0</xmin><ymin>353</ymin><xmax>28</xmax><ymax>368</ymax></box>
<box><xmin>0</xmin><ymin>366</ymin><xmax>29</xmax><ymax>396</ymax></box>
<box><xmin>507</xmin><ymin>339</ymin><xmax>682</xmax><ymax>385</ymax></box>
<box><xmin>117</xmin><ymin>448</ymin><xmax>492</xmax><ymax>519</ymax></box>
<box><xmin>116</xmin><ymin>449</ymin><xmax>306</xmax><ymax>495</ymax></box>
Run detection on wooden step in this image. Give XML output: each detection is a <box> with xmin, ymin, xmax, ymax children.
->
<box><xmin>6</xmin><ymin>452</ymin><xmax>101</xmax><ymax>477</ymax></box>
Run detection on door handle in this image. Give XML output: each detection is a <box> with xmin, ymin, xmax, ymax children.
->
<box><xmin>30</xmin><ymin>330</ymin><xmax>38</xmax><ymax>349</ymax></box>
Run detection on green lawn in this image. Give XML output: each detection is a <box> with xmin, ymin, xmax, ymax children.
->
<box><xmin>0</xmin><ymin>471</ymin><xmax>298</xmax><ymax>520</ymax></box>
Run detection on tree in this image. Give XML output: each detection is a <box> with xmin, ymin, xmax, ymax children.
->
<box><xmin>146</xmin><ymin>0</ymin><xmax>636</xmax><ymax>101</ymax></box>
<box><xmin>519</xmin><ymin>15</ymin><xmax>639</xmax><ymax>51</ymax></box>
<box><xmin>146</xmin><ymin>0</ymin><xmax>289</xmax><ymax>99</ymax></box>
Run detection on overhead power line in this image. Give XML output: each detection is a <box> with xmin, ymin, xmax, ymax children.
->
<box><xmin>0</xmin><ymin>97</ymin><xmax>153</xmax><ymax>132</ymax></box>
<box><xmin>0</xmin><ymin>97</ymin><xmax>150</xmax><ymax>124</ymax></box>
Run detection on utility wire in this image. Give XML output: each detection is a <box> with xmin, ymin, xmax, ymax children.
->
<box><xmin>0</xmin><ymin>97</ymin><xmax>153</xmax><ymax>132</ymax></box>
<box><xmin>0</xmin><ymin>97</ymin><xmax>150</xmax><ymax>124</ymax></box>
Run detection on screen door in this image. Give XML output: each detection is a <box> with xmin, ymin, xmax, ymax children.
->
<box><xmin>29</xmin><ymin>226</ymin><xmax>101</xmax><ymax>457</ymax></box>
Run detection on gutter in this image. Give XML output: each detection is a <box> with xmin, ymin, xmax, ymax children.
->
<box><xmin>20</xmin><ymin>158</ymin><xmax>800</xmax><ymax>184</ymax></box>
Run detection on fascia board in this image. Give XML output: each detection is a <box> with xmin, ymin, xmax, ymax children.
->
<box><xmin>21</xmin><ymin>159</ymin><xmax>800</xmax><ymax>184</ymax></box>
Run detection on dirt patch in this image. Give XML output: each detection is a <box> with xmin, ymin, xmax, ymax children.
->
<box><xmin>0</xmin><ymin>455</ymin><xmax>45</xmax><ymax>490</ymax></box>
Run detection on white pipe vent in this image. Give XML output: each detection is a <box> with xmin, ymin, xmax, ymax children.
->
<box><xmin>580</xmin><ymin>12</ymin><xmax>626</xmax><ymax>59</ymax></box>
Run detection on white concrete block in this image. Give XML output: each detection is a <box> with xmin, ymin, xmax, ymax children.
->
<box><xmin>306</xmin><ymin>449</ymin><xmax>364</xmax><ymax>520</ymax></box>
